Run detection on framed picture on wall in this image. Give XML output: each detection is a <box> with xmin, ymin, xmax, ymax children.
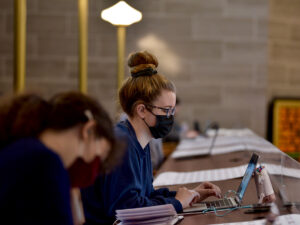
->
<box><xmin>268</xmin><ymin>98</ymin><xmax>300</xmax><ymax>159</ymax></box>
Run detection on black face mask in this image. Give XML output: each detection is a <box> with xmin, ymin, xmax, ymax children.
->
<box><xmin>144</xmin><ymin>113</ymin><xmax>174</xmax><ymax>139</ymax></box>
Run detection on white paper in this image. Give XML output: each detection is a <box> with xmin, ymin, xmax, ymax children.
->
<box><xmin>172</xmin><ymin>134</ymin><xmax>281</xmax><ymax>159</ymax></box>
<box><xmin>116</xmin><ymin>204</ymin><xmax>178</xmax><ymax>225</ymax></box>
<box><xmin>153</xmin><ymin>164</ymin><xmax>248</xmax><ymax>186</ymax></box>
<box><xmin>208</xmin><ymin>214</ymin><xmax>300</xmax><ymax>225</ymax></box>
<box><xmin>153</xmin><ymin>163</ymin><xmax>300</xmax><ymax>187</ymax></box>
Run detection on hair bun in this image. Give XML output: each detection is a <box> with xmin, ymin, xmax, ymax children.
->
<box><xmin>128</xmin><ymin>51</ymin><xmax>158</xmax><ymax>77</ymax></box>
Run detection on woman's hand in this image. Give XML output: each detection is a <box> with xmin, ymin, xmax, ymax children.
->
<box><xmin>192</xmin><ymin>182</ymin><xmax>222</xmax><ymax>203</ymax></box>
<box><xmin>175</xmin><ymin>187</ymin><xmax>200</xmax><ymax>209</ymax></box>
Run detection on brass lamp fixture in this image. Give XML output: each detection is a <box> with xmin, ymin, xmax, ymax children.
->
<box><xmin>101</xmin><ymin>1</ymin><xmax>142</xmax><ymax>91</ymax></box>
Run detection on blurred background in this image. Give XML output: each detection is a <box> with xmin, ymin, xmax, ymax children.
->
<box><xmin>0</xmin><ymin>0</ymin><xmax>299</xmax><ymax>139</ymax></box>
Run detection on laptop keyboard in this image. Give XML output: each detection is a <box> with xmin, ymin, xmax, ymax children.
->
<box><xmin>205</xmin><ymin>198</ymin><xmax>234</xmax><ymax>209</ymax></box>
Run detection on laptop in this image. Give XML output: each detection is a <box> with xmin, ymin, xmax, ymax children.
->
<box><xmin>183</xmin><ymin>153</ymin><xmax>259</xmax><ymax>213</ymax></box>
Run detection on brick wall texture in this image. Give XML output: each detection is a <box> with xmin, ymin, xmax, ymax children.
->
<box><xmin>0</xmin><ymin>0</ymin><xmax>290</xmax><ymax>137</ymax></box>
<box><xmin>268</xmin><ymin>0</ymin><xmax>300</xmax><ymax>101</ymax></box>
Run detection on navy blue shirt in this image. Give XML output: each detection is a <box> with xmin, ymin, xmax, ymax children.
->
<box><xmin>0</xmin><ymin>138</ymin><xmax>73</xmax><ymax>225</ymax></box>
<box><xmin>81</xmin><ymin>120</ymin><xmax>182</xmax><ymax>225</ymax></box>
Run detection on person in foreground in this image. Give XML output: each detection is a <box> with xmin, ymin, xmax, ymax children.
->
<box><xmin>0</xmin><ymin>92</ymin><xmax>120</xmax><ymax>225</ymax></box>
<box><xmin>81</xmin><ymin>51</ymin><xmax>222</xmax><ymax>225</ymax></box>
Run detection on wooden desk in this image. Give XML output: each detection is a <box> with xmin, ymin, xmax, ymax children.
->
<box><xmin>155</xmin><ymin>150</ymin><xmax>296</xmax><ymax>224</ymax></box>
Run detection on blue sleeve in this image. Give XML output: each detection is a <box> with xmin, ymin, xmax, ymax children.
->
<box><xmin>150</xmin><ymin>188</ymin><xmax>177</xmax><ymax>198</ymax></box>
<box><xmin>37</xmin><ymin>152</ymin><xmax>74</xmax><ymax>225</ymax></box>
<box><xmin>101</xmin><ymin>144</ymin><xmax>182</xmax><ymax>217</ymax></box>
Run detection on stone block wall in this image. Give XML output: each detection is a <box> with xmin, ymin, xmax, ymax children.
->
<box><xmin>268</xmin><ymin>0</ymin><xmax>300</xmax><ymax>100</ymax></box>
<box><xmin>0</xmin><ymin>0</ymin><xmax>270</xmax><ymax>136</ymax></box>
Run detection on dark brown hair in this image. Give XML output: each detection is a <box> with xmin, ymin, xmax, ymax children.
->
<box><xmin>0</xmin><ymin>94</ymin><xmax>50</xmax><ymax>149</ymax></box>
<box><xmin>0</xmin><ymin>91</ymin><xmax>122</xmax><ymax>172</ymax></box>
<box><xmin>48</xmin><ymin>92</ymin><xmax>113</xmax><ymax>141</ymax></box>
<box><xmin>48</xmin><ymin>92</ymin><xmax>122</xmax><ymax>172</ymax></box>
<box><xmin>119</xmin><ymin>51</ymin><xmax>176</xmax><ymax>117</ymax></box>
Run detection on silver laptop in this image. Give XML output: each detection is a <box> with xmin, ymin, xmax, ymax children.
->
<box><xmin>183</xmin><ymin>153</ymin><xmax>259</xmax><ymax>213</ymax></box>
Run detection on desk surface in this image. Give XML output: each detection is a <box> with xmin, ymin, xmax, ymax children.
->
<box><xmin>155</xmin><ymin>149</ymin><xmax>299</xmax><ymax>224</ymax></box>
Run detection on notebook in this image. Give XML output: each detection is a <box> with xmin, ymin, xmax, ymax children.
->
<box><xmin>183</xmin><ymin>153</ymin><xmax>259</xmax><ymax>213</ymax></box>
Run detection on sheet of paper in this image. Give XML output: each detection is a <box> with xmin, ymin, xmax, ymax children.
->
<box><xmin>153</xmin><ymin>163</ymin><xmax>300</xmax><ymax>187</ymax></box>
<box><xmin>153</xmin><ymin>164</ymin><xmax>248</xmax><ymax>186</ymax></box>
<box><xmin>208</xmin><ymin>214</ymin><xmax>300</xmax><ymax>225</ymax></box>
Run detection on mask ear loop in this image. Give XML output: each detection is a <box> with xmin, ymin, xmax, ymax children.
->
<box><xmin>83</xmin><ymin>109</ymin><xmax>104</xmax><ymax>163</ymax></box>
<box><xmin>142</xmin><ymin>105</ymin><xmax>157</xmax><ymax>128</ymax></box>
<box><xmin>145</xmin><ymin>105</ymin><xmax>157</xmax><ymax>117</ymax></box>
<box><xmin>142</xmin><ymin>117</ymin><xmax>151</xmax><ymax>128</ymax></box>
<box><xmin>76</xmin><ymin>110</ymin><xmax>94</xmax><ymax>159</ymax></box>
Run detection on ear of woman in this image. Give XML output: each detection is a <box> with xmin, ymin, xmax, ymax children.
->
<box><xmin>81</xmin><ymin>120</ymin><xmax>96</xmax><ymax>141</ymax></box>
<box><xmin>135</xmin><ymin>103</ymin><xmax>147</xmax><ymax>119</ymax></box>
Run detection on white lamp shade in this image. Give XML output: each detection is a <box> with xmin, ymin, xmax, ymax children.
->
<box><xmin>101</xmin><ymin>1</ymin><xmax>142</xmax><ymax>26</ymax></box>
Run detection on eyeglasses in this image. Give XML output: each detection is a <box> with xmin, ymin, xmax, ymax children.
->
<box><xmin>146</xmin><ymin>104</ymin><xmax>176</xmax><ymax>118</ymax></box>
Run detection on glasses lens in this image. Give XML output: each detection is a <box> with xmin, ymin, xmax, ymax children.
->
<box><xmin>166</xmin><ymin>107</ymin><xmax>176</xmax><ymax>117</ymax></box>
<box><xmin>171</xmin><ymin>107</ymin><xmax>176</xmax><ymax>116</ymax></box>
<box><xmin>147</xmin><ymin>105</ymin><xmax>175</xmax><ymax>117</ymax></box>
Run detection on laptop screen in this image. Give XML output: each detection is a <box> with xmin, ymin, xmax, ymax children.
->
<box><xmin>236</xmin><ymin>153</ymin><xmax>259</xmax><ymax>201</ymax></box>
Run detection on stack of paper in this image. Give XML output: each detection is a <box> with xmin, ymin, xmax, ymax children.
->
<box><xmin>116</xmin><ymin>204</ymin><xmax>182</xmax><ymax>225</ymax></box>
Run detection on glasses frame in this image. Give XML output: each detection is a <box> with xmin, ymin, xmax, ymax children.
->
<box><xmin>146</xmin><ymin>104</ymin><xmax>176</xmax><ymax>118</ymax></box>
